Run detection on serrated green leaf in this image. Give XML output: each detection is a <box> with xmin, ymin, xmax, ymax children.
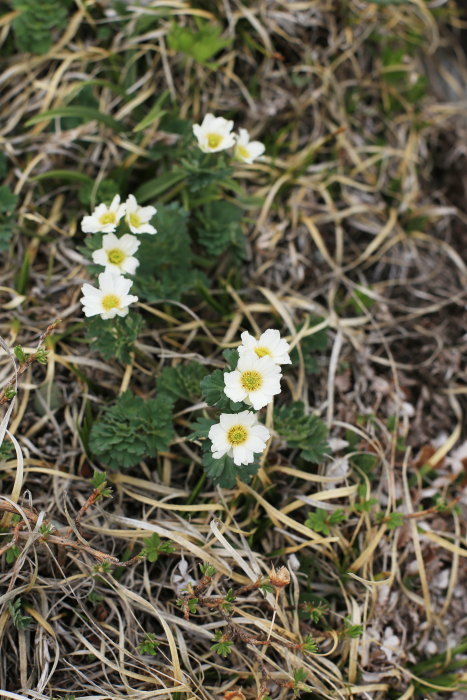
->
<box><xmin>202</xmin><ymin>445</ymin><xmax>259</xmax><ymax>488</ymax></box>
<box><xmin>89</xmin><ymin>391</ymin><xmax>175</xmax><ymax>470</ymax></box>
<box><xmin>167</xmin><ymin>20</ymin><xmax>232</xmax><ymax>65</ymax></box>
<box><xmin>132</xmin><ymin>203</ymin><xmax>205</xmax><ymax>302</ymax></box>
<box><xmin>274</xmin><ymin>402</ymin><xmax>329</xmax><ymax>464</ymax></box>
<box><xmin>222</xmin><ymin>348</ymin><xmax>239</xmax><ymax>370</ymax></box>
<box><xmin>0</xmin><ymin>186</ymin><xmax>18</xmax><ymax>214</ymax></box>
<box><xmin>86</xmin><ymin>313</ymin><xmax>144</xmax><ymax>364</ymax></box>
<box><xmin>157</xmin><ymin>362</ymin><xmax>207</xmax><ymax>402</ymax></box>
<box><xmin>189</xmin><ymin>416</ymin><xmax>216</xmax><ymax>440</ymax></box>
<box><xmin>200</xmin><ymin>369</ymin><xmax>244</xmax><ymax>412</ymax></box>
<box><xmin>12</xmin><ymin>0</ymin><xmax>73</xmax><ymax>55</ymax></box>
<box><xmin>196</xmin><ymin>200</ymin><xmax>246</xmax><ymax>259</ymax></box>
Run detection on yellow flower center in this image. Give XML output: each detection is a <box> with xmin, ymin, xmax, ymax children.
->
<box><xmin>254</xmin><ymin>346</ymin><xmax>271</xmax><ymax>358</ymax></box>
<box><xmin>240</xmin><ymin>370</ymin><xmax>263</xmax><ymax>392</ymax></box>
<box><xmin>236</xmin><ymin>145</ymin><xmax>250</xmax><ymax>160</ymax></box>
<box><xmin>107</xmin><ymin>248</ymin><xmax>125</xmax><ymax>265</ymax></box>
<box><xmin>101</xmin><ymin>294</ymin><xmax>121</xmax><ymax>312</ymax></box>
<box><xmin>207</xmin><ymin>133</ymin><xmax>223</xmax><ymax>149</ymax></box>
<box><xmin>129</xmin><ymin>212</ymin><xmax>141</xmax><ymax>229</ymax></box>
<box><xmin>227</xmin><ymin>424</ymin><xmax>249</xmax><ymax>446</ymax></box>
<box><xmin>99</xmin><ymin>211</ymin><xmax>117</xmax><ymax>226</ymax></box>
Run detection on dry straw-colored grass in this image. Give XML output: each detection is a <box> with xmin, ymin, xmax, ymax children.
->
<box><xmin>0</xmin><ymin>0</ymin><xmax>466</xmax><ymax>698</ymax></box>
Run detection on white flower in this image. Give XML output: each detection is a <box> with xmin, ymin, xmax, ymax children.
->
<box><xmin>238</xmin><ymin>329</ymin><xmax>291</xmax><ymax>365</ymax></box>
<box><xmin>224</xmin><ymin>353</ymin><xmax>282</xmax><ymax>410</ymax></box>
<box><xmin>81</xmin><ymin>195</ymin><xmax>126</xmax><ymax>234</ymax></box>
<box><xmin>234</xmin><ymin>128</ymin><xmax>265</xmax><ymax>163</ymax></box>
<box><xmin>192</xmin><ymin>113</ymin><xmax>235</xmax><ymax>153</ymax></box>
<box><xmin>125</xmin><ymin>194</ymin><xmax>157</xmax><ymax>235</ymax></box>
<box><xmin>92</xmin><ymin>233</ymin><xmax>140</xmax><ymax>275</ymax></box>
<box><xmin>80</xmin><ymin>271</ymin><xmax>138</xmax><ymax>320</ymax></box>
<box><xmin>209</xmin><ymin>411</ymin><xmax>270</xmax><ymax>466</ymax></box>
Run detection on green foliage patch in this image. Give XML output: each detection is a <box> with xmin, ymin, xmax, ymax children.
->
<box><xmin>11</xmin><ymin>0</ymin><xmax>74</xmax><ymax>55</ymax></box>
<box><xmin>86</xmin><ymin>313</ymin><xmax>144</xmax><ymax>364</ymax></box>
<box><xmin>89</xmin><ymin>391</ymin><xmax>174</xmax><ymax>470</ymax></box>
<box><xmin>167</xmin><ymin>19</ymin><xmax>232</xmax><ymax>66</ymax></box>
<box><xmin>157</xmin><ymin>362</ymin><xmax>207</xmax><ymax>402</ymax></box>
<box><xmin>132</xmin><ymin>203</ymin><xmax>205</xmax><ymax>302</ymax></box>
<box><xmin>274</xmin><ymin>402</ymin><xmax>330</xmax><ymax>464</ymax></box>
<box><xmin>196</xmin><ymin>200</ymin><xmax>246</xmax><ymax>260</ymax></box>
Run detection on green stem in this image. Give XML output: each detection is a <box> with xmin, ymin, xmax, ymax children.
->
<box><xmin>186</xmin><ymin>472</ymin><xmax>206</xmax><ymax>505</ymax></box>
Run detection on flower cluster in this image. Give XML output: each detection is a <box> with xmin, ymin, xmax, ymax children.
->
<box><xmin>208</xmin><ymin>330</ymin><xmax>290</xmax><ymax>467</ymax></box>
<box><xmin>192</xmin><ymin>114</ymin><xmax>265</xmax><ymax>163</ymax></box>
<box><xmin>79</xmin><ymin>194</ymin><xmax>157</xmax><ymax>320</ymax></box>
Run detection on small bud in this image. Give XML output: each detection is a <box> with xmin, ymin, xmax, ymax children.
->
<box><xmin>223</xmin><ymin>692</ymin><xmax>246</xmax><ymax>700</ymax></box>
<box><xmin>269</xmin><ymin>565</ymin><xmax>290</xmax><ymax>589</ymax></box>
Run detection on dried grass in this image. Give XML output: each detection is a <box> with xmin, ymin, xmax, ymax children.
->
<box><xmin>0</xmin><ymin>0</ymin><xmax>466</xmax><ymax>698</ymax></box>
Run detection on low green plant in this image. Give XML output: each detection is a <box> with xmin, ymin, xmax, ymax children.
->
<box><xmin>11</xmin><ymin>0</ymin><xmax>74</xmax><ymax>55</ymax></box>
<box><xmin>211</xmin><ymin>630</ymin><xmax>233</xmax><ymax>657</ymax></box>
<box><xmin>86</xmin><ymin>314</ymin><xmax>144</xmax><ymax>365</ymax></box>
<box><xmin>8</xmin><ymin>598</ymin><xmax>32</xmax><ymax>630</ymax></box>
<box><xmin>167</xmin><ymin>18</ymin><xmax>232</xmax><ymax>66</ymax></box>
<box><xmin>275</xmin><ymin>402</ymin><xmax>330</xmax><ymax>464</ymax></box>
<box><xmin>343</xmin><ymin>617</ymin><xmax>364</xmax><ymax>638</ymax></box>
<box><xmin>138</xmin><ymin>632</ymin><xmax>160</xmax><ymax>656</ymax></box>
<box><xmin>89</xmin><ymin>392</ymin><xmax>174</xmax><ymax>469</ymax></box>
<box><xmin>140</xmin><ymin>533</ymin><xmax>175</xmax><ymax>563</ymax></box>
<box><xmin>305</xmin><ymin>508</ymin><xmax>346</xmax><ymax>535</ymax></box>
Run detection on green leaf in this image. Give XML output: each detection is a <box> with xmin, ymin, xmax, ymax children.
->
<box><xmin>167</xmin><ymin>20</ymin><xmax>232</xmax><ymax>65</ymax></box>
<box><xmin>189</xmin><ymin>416</ymin><xmax>217</xmax><ymax>441</ymax></box>
<box><xmin>89</xmin><ymin>391</ymin><xmax>175</xmax><ymax>470</ymax></box>
<box><xmin>274</xmin><ymin>402</ymin><xmax>329</xmax><ymax>464</ymax></box>
<box><xmin>132</xmin><ymin>203</ymin><xmax>205</xmax><ymax>302</ymax></box>
<box><xmin>222</xmin><ymin>348</ymin><xmax>239</xmax><ymax>370</ymax></box>
<box><xmin>183</xmin><ymin>154</ymin><xmax>232</xmax><ymax>193</ymax></box>
<box><xmin>31</xmin><ymin>170</ymin><xmax>93</xmax><ymax>184</ymax></box>
<box><xmin>196</xmin><ymin>200</ymin><xmax>246</xmax><ymax>260</ymax></box>
<box><xmin>86</xmin><ymin>313</ymin><xmax>144</xmax><ymax>364</ymax></box>
<box><xmin>12</xmin><ymin>0</ymin><xmax>73</xmax><ymax>55</ymax></box>
<box><xmin>201</xmin><ymin>444</ymin><xmax>259</xmax><ymax>488</ymax></box>
<box><xmin>90</xmin><ymin>471</ymin><xmax>107</xmax><ymax>490</ymax></box>
<box><xmin>0</xmin><ymin>186</ymin><xmax>18</xmax><ymax>214</ymax></box>
<box><xmin>13</xmin><ymin>345</ymin><xmax>26</xmax><ymax>363</ymax></box>
<box><xmin>200</xmin><ymin>369</ymin><xmax>244</xmax><ymax>412</ymax></box>
<box><xmin>25</xmin><ymin>107</ymin><xmax>125</xmax><ymax>133</ymax></box>
<box><xmin>305</xmin><ymin>508</ymin><xmax>346</xmax><ymax>536</ymax></box>
<box><xmin>79</xmin><ymin>178</ymin><xmax>120</xmax><ymax>208</ymax></box>
<box><xmin>157</xmin><ymin>362</ymin><xmax>207</xmax><ymax>402</ymax></box>
<box><xmin>344</xmin><ymin>617</ymin><xmax>364</xmax><ymax>638</ymax></box>
<box><xmin>134</xmin><ymin>170</ymin><xmax>186</xmax><ymax>203</ymax></box>
<box><xmin>138</xmin><ymin>632</ymin><xmax>160</xmax><ymax>656</ymax></box>
<box><xmin>140</xmin><ymin>533</ymin><xmax>175</xmax><ymax>562</ymax></box>
<box><xmin>8</xmin><ymin>598</ymin><xmax>32</xmax><ymax>630</ymax></box>
<box><xmin>210</xmin><ymin>636</ymin><xmax>233</xmax><ymax>657</ymax></box>
<box><xmin>133</xmin><ymin>90</ymin><xmax>170</xmax><ymax>132</ymax></box>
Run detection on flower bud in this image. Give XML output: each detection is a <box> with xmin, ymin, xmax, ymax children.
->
<box><xmin>223</xmin><ymin>692</ymin><xmax>246</xmax><ymax>700</ymax></box>
<box><xmin>269</xmin><ymin>565</ymin><xmax>290</xmax><ymax>589</ymax></box>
